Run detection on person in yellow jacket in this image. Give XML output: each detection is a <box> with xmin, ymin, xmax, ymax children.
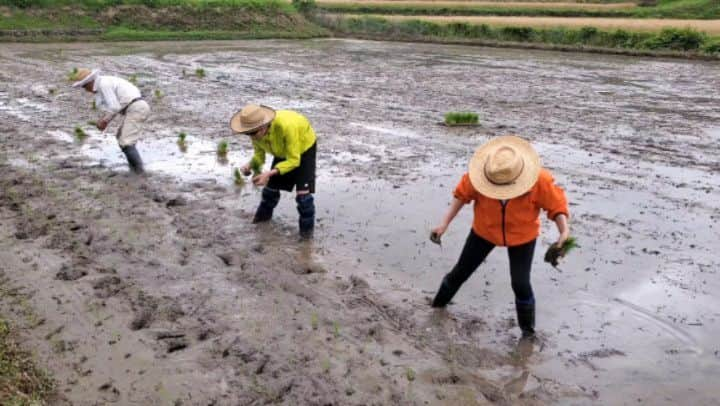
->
<box><xmin>230</xmin><ymin>104</ymin><xmax>317</xmax><ymax>238</ymax></box>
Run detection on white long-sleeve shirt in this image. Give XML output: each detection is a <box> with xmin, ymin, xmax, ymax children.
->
<box><xmin>93</xmin><ymin>75</ymin><xmax>142</xmax><ymax>113</ymax></box>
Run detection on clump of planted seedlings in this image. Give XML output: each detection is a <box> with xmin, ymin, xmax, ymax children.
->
<box><xmin>217</xmin><ymin>140</ymin><xmax>229</xmax><ymax>157</ymax></box>
<box><xmin>195</xmin><ymin>68</ymin><xmax>206</xmax><ymax>78</ymax></box>
<box><xmin>544</xmin><ymin>237</ymin><xmax>580</xmax><ymax>268</ymax></box>
<box><xmin>233</xmin><ymin>168</ymin><xmax>245</xmax><ymax>186</ymax></box>
<box><xmin>154</xmin><ymin>89</ymin><xmax>163</xmax><ymax>99</ymax></box>
<box><xmin>74</xmin><ymin>126</ymin><xmax>88</xmax><ymax>140</ymax></box>
<box><xmin>177</xmin><ymin>132</ymin><xmax>188</xmax><ymax>152</ymax></box>
<box><xmin>444</xmin><ymin>111</ymin><xmax>479</xmax><ymax>126</ymax></box>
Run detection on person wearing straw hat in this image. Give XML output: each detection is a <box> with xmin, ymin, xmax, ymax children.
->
<box><xmin>430</xmin><ymin>135</ymin><xmax>570</xmax><ymax>338</ymax></box>
<box><xmin>230</xmin><ymin>104</ymin><xmax>317</xmax><ymax>239</ymax></box>
<box><xmin>71</xmin><ymin>68</ymin><xmax>149</xmax><ymax>174</ymax></box>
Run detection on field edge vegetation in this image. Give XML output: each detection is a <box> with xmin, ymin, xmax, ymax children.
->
<box><xmin>313</xmin><ymin>14</ymin><xmax>720</xmax><ymax>57</ymax></box>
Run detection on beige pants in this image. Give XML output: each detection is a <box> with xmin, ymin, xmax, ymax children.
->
<box><xmin>116</xmin><ymin>100</ymin><xmax>150</xmax><ymax>147</ymax></box>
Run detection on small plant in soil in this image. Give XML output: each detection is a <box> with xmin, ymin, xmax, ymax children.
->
<box><xmin>217</xmin><ymin>140</ymin><xmax>229</xmax><ymax>157</ymax></box>
<box><xmin>178</xmin><ymin>132</ymin><xmax>187</xmax><ymax>144</ymax></box>
<box><xmin>233</xmin><ymin>168</ymin><xmax>245</xmax><ymax>186</ymax></box>
<box><xmin>154</xmin><ymin>89</ymin><xmax>163</xmax><ymax>99</ymax></box>
<box><xmin>333</xmin><ymin>321</ymin><xmax>340</xmax><ymax>338</ymax></box>
<box><xmin>128</xmin><ymin>74</ymin><xmax>138</xmax><ymax>85</ymax></box>
<box><xmin>311</xmin><ymin>313</ymin><xmax>319</xmax><ymax>330</ymax></box>
<box><xmin>195</xmin><ymin>68</ymin><xmax>206</xmax><ymax>78</ymax></box>
<box><xmin>444</xmin><ymin>111</ymin><xmax>479</xmax><ymax>126</ymax></box>
<box><xmin>406</xmin><ymin>367</ymin><xmax>416</xmax><ymax>382</ymax></box>
<box><xmin>91</xmin><ymin>100</ymin><xmax>97</xmax><ymax>110</ymax></box>
<box><xmin>74</xmin><ymin>126</ymin><xmax>88</xmax><ymax>140</ymax></box>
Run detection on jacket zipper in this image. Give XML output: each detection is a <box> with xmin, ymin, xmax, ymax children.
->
<box><xmin>500</xmin><ymin>200</ymin><xmax>508</xmax><ymax>246</ymax></box>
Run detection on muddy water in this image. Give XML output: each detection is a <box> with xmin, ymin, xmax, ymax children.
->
<box><xmin>1</xmin><ymin>39</ymin><xmax>720</xmax><ymax>404</ymax></box>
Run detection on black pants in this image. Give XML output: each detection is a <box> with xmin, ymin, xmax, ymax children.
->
<box><xmin>440</xmin><ymin>230</ymin><xmax>536</xmax><ymax>305</ymax></box>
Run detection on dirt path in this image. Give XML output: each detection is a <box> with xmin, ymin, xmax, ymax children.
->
<box><xmin>1</xmin><ymin>40</ymin><xmax>719</xmax><ymax>405</ymax></box>
<box><xmin>352</xmin><ymin>14</ymin><xmax>720</xmax><ymax>34</ymax></box>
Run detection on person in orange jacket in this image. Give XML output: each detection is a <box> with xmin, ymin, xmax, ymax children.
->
<box><xmin>430</xmin><ymin>135</ymin><xmax>570</xmax><ymax>338</ymax></box>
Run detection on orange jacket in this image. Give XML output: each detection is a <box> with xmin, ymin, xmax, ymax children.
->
<box><xmin>454</xmin><ymin>169</ymin><xmax>569</xmax><ymax>247</ymax></box>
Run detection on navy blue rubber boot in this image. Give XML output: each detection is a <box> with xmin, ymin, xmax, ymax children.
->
<box><xmin>431</xmin><ymin>276</ymin><xmax>460</xmax><ymax>308</ymax></box>
<box><xmin>296</xmin><ymin>194</ymin><xmax>315</xmax><ymax>239</ymax></box>
<box><xmin>253</xmin><ymin>187</ymin><xmax>280</xmax><ymax>223</ymax></box>
<box><xmin>121</xmin><ymin>145</ymin><xmax>144</xmax><ymax>174</ymax></box>
<box><xmin>516</xmin><ymin>300</ymin><xmax>536</xmax><ymax>338</ymax></box>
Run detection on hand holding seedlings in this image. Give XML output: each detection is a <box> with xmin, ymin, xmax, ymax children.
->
<box><xmin>430</xmin><ymin>224</ymin><xmax>447</xmax><ymax>246</ymax></box>
<box><xmin>544</xmin><ymin>237</ymin><xmax>579</xmax><ymax>268</ymax></box>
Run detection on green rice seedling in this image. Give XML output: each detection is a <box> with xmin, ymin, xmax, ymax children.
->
<box><xmin>217</xmin><ymin>140</ymin><xmax>229</xmax><ymax>157</ymax></box>
<box><xmin>333</xmin><ymin>321</ymin><xmax>340</xmax><ymax>338</ymax></box>
<box><xmin>74</xmin><ymin>126</ymin><xmax>88</xmax><ymax>140</ymax></box>
<box><xmin>67</xmin><ymin>67</ymin><xmax>78</xmax><ymax>82</ymax></box>
<box><xmin>406</xmin><ymin>367</ymin><xmax>416</xmax><ymax>382</ymax></box>
<box><xmin>154</xmin><ymin>89</ymin><xmax>163</xmax><ymax>99</ymax></box>
<box><xmin>562</xmin><ymin>236</ymin><xmax>579</xmax><ymax>254</ymax></box>
<box><xmin>251</xmin><ymin>160</ymin><xmax>262</xmax><ymax>176</ymax></box>
<box><xmin>87</xmin><ymin>120</ymin><xmax>97</xmax><ymax>126</ymax></box>
<box><xmin>195</xmin><ymin>68</ymin><xmax>206</xmax><ymax>78</ymax></box>
<box><xmin>129</xmin><ymin>74</ymin><xmax>138</xmax><ymax>85</ymax></box>
<box><xmin>233</xmin><ymin>168</ymin><xmax>245</xmax><ymax>186</ymax></box>
<box><xmin>444</xmin><ymin>111</ymin><xmax>479</xmax><ymax>126</ymax></box>
<box><xmin>178</xmin><ymin>132</ymin><xmax>187</xmax><ymax>144</ymax></box>
<box><xmin>311</xmin><ymin>313</ymin><xmax>319</xmax><ymax>330</ymax></box>
<box><xmin>91</xmin><ymin>100</ymin><xmax>97</xmax><ymax>110</ymax></box>
<box><xmin>321</xmin><ymin>358</ymin><xmax>331</xmax><ymax>373</ymax></box>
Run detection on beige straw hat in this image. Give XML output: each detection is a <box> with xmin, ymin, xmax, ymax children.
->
<box><xmin>230</xmin><ymin>104</ymin><xmax>276</xmax><ymax>134</ymax></box>
<box><xmin>71</xmin><ymin>68</ymin><xmax>100</xmax><ymax>88</ymax></box>
<box><xmin>468</xmin><ymin>135</ymin><xmax>541</xmax><ymax>200</ymax></box>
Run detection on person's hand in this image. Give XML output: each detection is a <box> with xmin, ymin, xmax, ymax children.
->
<box><xmin>252</xmin><ymin>170</ymin><xmax>274</xmax><ymax>186</ymax></box>
<box><xmin>96</xmin><ymin>118</ymin><xmax>108</xmax><ymax>131</ymax></box>
<box><xmin>431</xmin><ymin>224</ymin><xmax>448</xmax><ymax>239</ymax></box>
<box><xmin>555</xmin><ymin>229</ymin><xmax>570</xmax><ymax>249</ymax></box>
<box><xmin>240</xmin><ymin>163</ymin><xmax>252</xmax><ymax>177</ymax></box>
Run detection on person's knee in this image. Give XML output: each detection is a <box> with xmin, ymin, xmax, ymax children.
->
<box><xmin>511</xmin><ymin>281</ymin><xmax>533</xmax><ymax>302</ymax></box>
<box><xmin>261</xmin><ymin>187</ymin><xmax>280</xmax><ymax>206</ymax></box>
<box><xmin>296</xmin><ymin>193</ymin><xmax>314</xmax><ymax>216</ymax></box>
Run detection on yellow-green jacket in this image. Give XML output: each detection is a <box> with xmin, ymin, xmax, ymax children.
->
<box><xmin>250</xmin><ymin>110</ymin><xmax>317</xmax><ymax>175</ymax></box>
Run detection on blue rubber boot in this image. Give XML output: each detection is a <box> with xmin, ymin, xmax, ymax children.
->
<box><xmin>296</xmin><ymin>194</ymin><xmax>315</xmax><ymax>239</ymax></box>
<box><xmin>253</xmin><ymin>187</ymin><xmax>280</xmax><ymax>223</ymax></box>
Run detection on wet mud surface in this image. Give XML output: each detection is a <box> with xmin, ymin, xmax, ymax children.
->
<box><xmin>0</xmin><ymin>39</ymin><xmax>719</xmax><ymax>404</ymax></box>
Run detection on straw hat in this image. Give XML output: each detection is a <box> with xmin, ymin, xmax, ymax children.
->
<box><xmin>468</xmin><ymin>135</ymin><xmax>541</xmax><ymax>200</ymax></box>
<box><xmin>71</xmin><ymin>68</ymin><xmax>100</xmax><ymax>88</ymax></box>
<box><xmin>230</xmin><ymin>104</ymin><xmax>276</xmax><ymax>134</ymax></box>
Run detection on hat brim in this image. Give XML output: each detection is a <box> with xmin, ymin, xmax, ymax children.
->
<box><xmin>230</xmin><ymin>105</ymin><xmax>276</xmax><ymax>134</ymax></box>
<box><xmin>468</xmin><ymin>135</ymin><xmax>541</xmax><ymax>200</ymax></box>
<box><xmin>71</xmin><ymin>69</ymin><xmax>100</xmax><ymax>88</ymax></box>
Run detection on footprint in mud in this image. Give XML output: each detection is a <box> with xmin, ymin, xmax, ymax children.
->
<box><xmin>92</xmin><ymin>275</ymin><xmax>125</xmax><ymax>298</ymax></box>
<box><xmin>98</xmin><ymin>381</ymin><xmax>121</xmax><ymax>403</ymax></box>
<box><xmin>55</xmin><ymin>264</ymin><xmax>88</xmax><ymax>281</ymax></box>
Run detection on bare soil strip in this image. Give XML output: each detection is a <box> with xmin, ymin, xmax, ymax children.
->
<box><xmin>318</xmin><ymin>0</ymin><xmax>637</xmax><ymax>9</ymax></box>
<box><xmin>350</xmin><ymin>14</ymin><xmax>720</xmax><ymax>34</ymax></box>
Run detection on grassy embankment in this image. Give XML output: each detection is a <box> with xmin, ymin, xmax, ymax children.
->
<box><xmin>310</xmin><ymin>0</ymin><xmax>720</xmax><ymax>57</ymax></box>
<box><xmin>0</xmin><ymin>0</ymin><xmax>329</xmax><ymax>41</ymax></box>
<box><xmin>0</xmin><ymin>318</ymin><xmax>54</xmax><ymax>405</ymax></box>
<box><xmin>315</xmin><ymin>0</ymin><xmax>720</xmax><ymax>19</ymax></box>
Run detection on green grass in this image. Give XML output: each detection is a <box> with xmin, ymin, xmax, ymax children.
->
<box><xmin>0</xmin><ymin>319</ymin><xmax>54</xmax><ymax>405</ymax></box>
<box><xmin>317</xmin><ymin>0</ymin><xmax>720</xmax><ymax>19</ymax></box>
<box><xmin>444</xmin><ymin>111</ymin><xmax>479</xmax><ymax>125</ymax></box>
<box><xmin>154</xmin><ymin>89</ymin><xmax>163</xmax><ymax>99</ymax></box>
<box><xmin>128</xmin><ymin>74</ymin><xmax>138</xmax><ymax>84</ymax></box>
<box><xmin>0</xmin><ymin>0</ymin><xmax>294</xmax><ymax>12</ymax></box>
<box><xmin>0</xmin><ymin>12</ymin><xmax>98</xmax><ymax>30</ymax></box>
<box><xmin>195</xmin><ymin>68</ymin><xmax>205</xmax><ymax>78</ymax></box>
<box><xmin>177</xmin><ymin>132</ymin><xmax>187</xmax><ymax>144</ymax></box>
<box><xmin>322</xmin><ymin>15</ymin><xmax>720</xmax><ymax>55</ymax></box>
<box><xmin>100</xmin><ymin>27</ymin><xmax>327</xmax><ymax>41</ymax></box>
<box><xmin>217</xmin><ymin>140</ymin><xmax>228</xmax><ymax>156</ymax></box>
